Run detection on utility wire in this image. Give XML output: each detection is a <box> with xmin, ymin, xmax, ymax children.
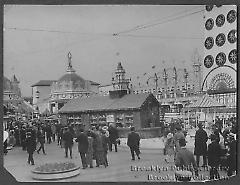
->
<box><xmin>117</xmin><ymin>34</ymin><xmax>203</xmax><ymax>40</ymax></box>
<box><xmin>4</xmin><ymin>26</ymin><xmax>112</xmax><ymax>36</ymax></box>
<box><xmin>113</xmin><ymin>8</ymin><xmax>204</xmax><ymax>36</ymax></box>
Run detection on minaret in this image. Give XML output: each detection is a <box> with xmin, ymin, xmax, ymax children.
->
<box><xmin>192</xmin><ymin>49</ymin><xmax>202</xmax><ymax>93</ymax></box>
<box><xmin>112</xmin><ymin>62</ymin><xmax>131</xmax><ymax>93</ymax></box>
<box><xmin>11</xmin><ymin>74</ymin><xmax>21</xmax><ymax>97</ymax></box>
<box><xmin>66</xmin><ymin>52</ymin><xmax>76</xmax><ymax>73</ymax></box>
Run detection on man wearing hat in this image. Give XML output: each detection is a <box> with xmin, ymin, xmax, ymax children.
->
<box><xmin>108</xmin><ymin>123</ymin><xmax>119</xmax><ymax>152</ymax></box>
<box><xmin>75</xmin><ymin>128</ymin><xmax>89</xmax><ymax>169</ymax></box>
<box><xmin>207</xmin><ymin>134</ymin><xmax>221</xmax><ymax>180</ymax></box>
<box><xmin>127</xmin><ymin>127</ymin><xmax>140</xmax><ymax>160</ymax></box>
<box><xmin>62</xmin><ymin>127</ymin><xmax>74</xmax><ymax>159</ymax></box>
<box><xmin>20</xmin><ymin>125</ymin><xmax>27</xmax><ymax>150</ymax></box>
<box><xmin>194</xmin><ymin>123</ymin><xmax>208</xmax><ymax>167</ymax></box>
<box><xmin>26</xmin><ymin>130</ymin><xmax>36</xmax><ymax>165</ymax></box>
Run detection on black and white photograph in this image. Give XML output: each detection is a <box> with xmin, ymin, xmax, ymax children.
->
<box><xmin>2</xmin><ymin>4</ymin><xmax>237</xmax><ymax>182</ymax></box>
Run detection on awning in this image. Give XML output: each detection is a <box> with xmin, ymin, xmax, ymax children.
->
<box><xmin>187</xmin><ymin>94</ymin><xmax>226</xmax><ymax>108</ymax></box>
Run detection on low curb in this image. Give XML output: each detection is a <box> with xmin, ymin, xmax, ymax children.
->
<box><xmin>32</xmin><ymin>166</ymin><xmax>80</xmax><ymax>181</ymax></box>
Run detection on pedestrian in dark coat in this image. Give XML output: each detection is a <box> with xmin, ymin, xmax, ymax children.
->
<box><xmin>108</xmin><ymin>123</ymin><xmax>119</xmax><ymax>152</ymax></box>
<box><xmin>194</xmin><ymin>123</ymin><xmax>208</xmax><ymax>167</ymax></box>
<box><xmin>26</xmin><ymin>131</ymin><xmax>36</xmax><ymax>165</ymax></box>
<box><xmin>226</xmin><ymin>133</ymin><xmax>237</xmax><ymax>176</ymax></box>
<box><xmin>93</xmin><ymin>130</ymin><xmax>107</xmax><ymax>167</ymax></box>
<box><xmin>207</xmin><ymin>134</ymin><xmax>221</xmax><ymax>180</ymax></box>
<box><xmin>62</xmin><ymin>127</ymin><xmax>73</xmax><ymax>159</ymax></box>
<box><xmin>46</xmin><ymin>124</ymin><xmax>52</xmax><ymax>144</ymax></box>
<box><xmin>14</xmin><ymin>126</ymin><xmax>20</xmax><ymax>146</ymax></box>
<box><xmin>20</xmin><ymin>126</ymin><xmax>27</xmax><ymax>150</ymax></box>
<box><xmin>75</xmin><ymin>128</ymin><xmax>89</xmax><ymax>169</ymax></box>
<box><xmin>37</xmin><ymin>128</ymin><xmax>46</xmax><ymax>154</ymax></box>
<box><xmin>127</xmin><ymin>127</ymin><xmax>140</xmax><ymax>160</ymax></box>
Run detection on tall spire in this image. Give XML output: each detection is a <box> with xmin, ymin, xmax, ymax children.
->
<box><xmin>66</xmin><ymin>52</ymin><xmax>75</xmax><ymax>73</ymax></box>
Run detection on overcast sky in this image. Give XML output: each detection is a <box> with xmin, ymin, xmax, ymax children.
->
<box><xmin>4</xmin><ymin>5</ymin><xmax>204</xmax><ymax>97</ymax></box>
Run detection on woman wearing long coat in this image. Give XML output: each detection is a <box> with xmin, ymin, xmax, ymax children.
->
<box><xmin>194</xmin><ymin>124</ymin><xmax>208</xmax><ymax>167</ymax></box>
<box><xmin>93</xmin><ymin>131</ymin><xmax>107</xmax><ymax>167</ymax></box>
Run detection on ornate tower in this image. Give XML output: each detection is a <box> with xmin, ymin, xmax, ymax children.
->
<box><xmin>11</xmin><ymin>74</ymin><xmax>21</xmax><ymax>97</ymax></box>
<box><xmin>112</xmin><ymin>62</ymin><xmax>131</xmax><ymax>92</ymax></box>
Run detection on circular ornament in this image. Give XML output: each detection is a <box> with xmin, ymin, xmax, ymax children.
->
<box><xmin>204</xmin><ymin>55</ymin><xmax>214</xmax><ymax>68</ymax></box>
<box><xmin>228</xmin><ymin>49</ymin><xmax>237</xmax><ymax>64</ymax></box>
<box><xmin>205</xmin><ymin>18</ymin><xmax>214</xmax><ymax>30</ymax></box>
<box><xmin>227</xmin><ymin>10</ymin><xmax>236</xmax><ymax>23</ymax></box>
<box><xmin>228</xmin><ymin>30</ymin><xmax>237</xmax><ymax>43</ymax></box>
<box><xmin>216</xmin><ymin>33</ymin><xmax>226</xmax><ymax>47</ymax></box>
<box><xmin>216</xmin><ymin>14</ymin><xmax>225</xmax><ymax>27</ymax></box>
<box><xmin>216</xmin><ymin>52</ymin><xmax>226</xmax><ymax>66</ymax></box>
<box><xmin>205</xmin><ymin>37</ymin><xmax>214</xmax><ymax>49</ymax></box>
<box><xmin>206</xmin><ymin>5</ymin><xmax>213</xmax><ymax>11</ymax></box>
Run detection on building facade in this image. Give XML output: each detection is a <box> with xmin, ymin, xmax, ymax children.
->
<box><xmin>202</xmin><ymin>5</ymin><xmax>237</xmax><ymax>116</ymax></box>
<box><xmin>31</xmin><ymin>80</ymin><xmax>55</xmax><ymax>114</ymax></box>
<box><xmin>3</xmin><ymin>75</ymin><xmax>34</xmax><ymax>119</ymax></box>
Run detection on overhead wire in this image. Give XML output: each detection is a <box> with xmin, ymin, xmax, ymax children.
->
<box><xmin>113</xmin><ymin>7</ymin><xmax>204</xmax><ymax>36</ymax></box>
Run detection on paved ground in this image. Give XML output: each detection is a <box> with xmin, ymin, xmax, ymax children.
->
<box><xmin>3</xmin><ymin>135</ymin><xmax>230</xmax><ymax>182</ymax></box>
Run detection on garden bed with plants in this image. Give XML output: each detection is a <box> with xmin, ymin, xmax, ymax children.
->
<box><xmin>32</xmin><ymin>162</ymin><xmax>80</xmax><ymax>180</ymax></box>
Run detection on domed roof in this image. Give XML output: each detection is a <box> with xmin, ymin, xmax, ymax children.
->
<box><xmin>58</xmin><ymin>73</ymin><xmax>85</xmax><ymax>84</ymax></box>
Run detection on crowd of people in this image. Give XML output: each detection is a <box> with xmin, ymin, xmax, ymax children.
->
<box><xmin>3</xmin><ymin>120</ymin><xmax>124</xmax><ymax>169</ymax></box>
<box><xmin>3</xmin><ymin>115</ymin><xmax>237</xmax><ymax>181</ymax></box>
<box><xmin>163</xmin><ymin>116</ymin><xmax>237</xmax><ymax>181</ymax></box>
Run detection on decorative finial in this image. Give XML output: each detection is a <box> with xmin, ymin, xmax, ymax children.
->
<box><xmin>67</xmin><ymin>52</ymin><xmax>72</xmax><ymax>68</ymax></box>
<box><xmin>68</xmin><ymin>52</ymin><xmax>72</xmax><ymax>60</ymax></box>
<box><xmin>66</xmin><ymin>52</ymin><xmax>75</xmax><ymax>73</ymax></box>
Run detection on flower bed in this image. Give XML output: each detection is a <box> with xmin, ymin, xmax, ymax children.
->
<box><xmin>32</xmin><ymin>162</ymin><xmax>80</xmax><ymax>180</ymax></box>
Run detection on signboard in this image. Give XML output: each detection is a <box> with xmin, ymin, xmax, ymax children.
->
<box><xmin>106</xmin><ymin>114</ymin><xmax>114</xmax><ymax>123</ymax></box>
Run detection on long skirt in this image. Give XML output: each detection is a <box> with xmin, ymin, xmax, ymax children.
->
<box><xmin>95</xmin><ymin>151</ymin><xmax>105</xmax><ymax>166</ymax></box>
<box><xmin>86</xmin><ymin>151</ymin><xmax>93</xmax><ymax>166</ymax></box>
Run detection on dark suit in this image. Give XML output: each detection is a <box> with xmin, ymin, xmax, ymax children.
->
<box><xmin>207</xmin><ymin>141</ymin><xmax>221</xmax><ymax>179</ymax></box>
<box><xmin>37</xmin><ymin>130</ymin><xmax>46</xmax><ymax>154</ymax></box>
<box><xmin>227</xmin><ymin>139</ymin><xmax>237</xmax><ymax>176</ymax></box>
<box><xmin>127</xmin><ymin>131</ymin><xmax>140</xmax><ymax>160</ymax></box>
<box><xmin>76</xmin><ymin>132</ymin><xmax>89</xmax><ymax>168</ymax></box>
<box><xmin>194</xmin><ymin>128</ymin><xmax>208</xmax><ymax>167</ymax></box>
<box><xmin>62</xmin><ymin>131</ymin><xmax>73</xmax><ymax>158</ymax></box>
<box><xmin>108</xmin><ymin>127</ymin><xmax>119</xmax><ymax>152</ymax></box>
<box><xmin>26</xmin><ymin>134</ymin><xmax>36</xmax><ymax>165</ymax></box>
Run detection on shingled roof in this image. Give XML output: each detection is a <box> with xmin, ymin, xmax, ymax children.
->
<box><xmin>59</xmin><ymin>93</ymin><xmax>152</xmax><ymax>113</ymax></box>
